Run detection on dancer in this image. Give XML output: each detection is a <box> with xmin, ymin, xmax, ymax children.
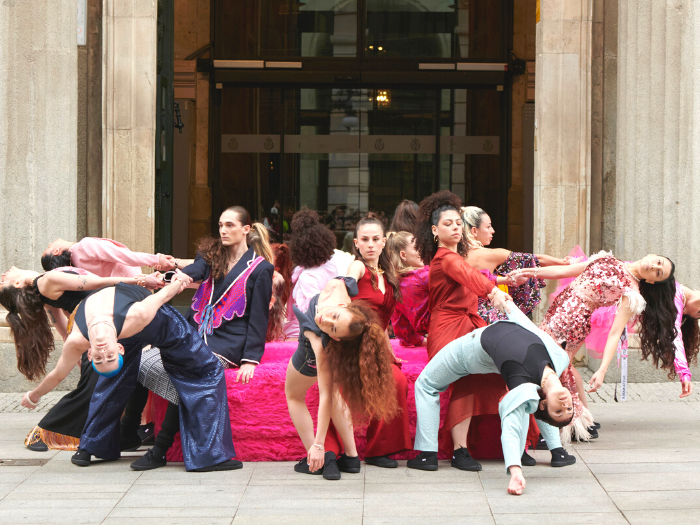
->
<box><xmin>388</xmin><ymin>199</ymin><xmax>419</xmax><ymax>233</ymax></box>
<box><xmin>269</xmin><ymin>243</ymin><xmax>293</xmax><ymax>340</ymax></box>
<box><xmin>1</xmin><ymin>267</ymin><xmax>158</xmax><ymax>451</ymax></box>
<box><xmin>285</xmin><ymin>278</ymin><xmax>398</xmax><ymax>479</ymax></box>
<box><xmin>286</xmin><ymin>208</ymin><xmax>354</xmax><ymax>338</ymax></box>
<box><xmin>21</xmin><ymin>277</ymin><xmax>239</xmax><ymax>471</ymax></box>
<box><xmin>515</xmin><ymin>252</ymin><xmax>677</xmax><ymax>438</ymax></box>
<box><xmin>410</xmin><ymin>303</ymin><xmax>575</xmax><ymax>495</ymax></box>
<box><xmin>330</xmin><ymin>215</ymin><xmax>413</xmax><ymax>469</ymax></box>
<box><xmin>412</xmin><ymin>191</ymin><xmax>511</xmax><ymax>471</ymax></box>
<box><xmin>385</xmin><ymin>231</ymin><xmax>429</xmax><ymax>347</ymax></box>
<box><xmin>461</xmin><ymin>206</ymin><xmax>570</xmax><ymax>323</ymax></box>
<box><xmin>130</xmin><ymin>206</ymin><xmax>274</xmax><ymax>470</ymax></box>
<box><xmin>41</xmin><ymin>237</ymin><xmax>176</xmax><ymax>275</ymax></box>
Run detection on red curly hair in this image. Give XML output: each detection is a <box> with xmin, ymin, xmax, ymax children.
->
<box><xmin>271</xmin><ymin>243</ymin><xmax>292</xmax><ymax>307</ymax></box>
<box><xmin>325</xmin><ymin>301</ymin><xmax>399</xmax><ymax>424</ymax></box>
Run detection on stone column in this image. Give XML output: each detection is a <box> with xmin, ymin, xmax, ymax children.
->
<box><xmin>533</xmin><ymin>0</ymin><xmax>593</xmax><ymax>324</ymax></box>
<box><xmin>101</xmin><ymin>0</ymin><xmax>158</xmax><ymax>253</ymax></box>
<box><xmin>0</xmin><ymin>0</ymin><xmax>79</xmax><ymax>392</ymax></box>
<box><xmin>616</xmin><ymin>0</ymin><xmax>700</xmax><ymax>286</ymax></box>
<box><xmin>0</xmin><ymin>0</ymin><xmax>78</xmax><ymax>272</ymax></box>
<box><xmin>534</xmin><ymin>1</ymin><xmax>593</xmax><ymax>260</ymax></box>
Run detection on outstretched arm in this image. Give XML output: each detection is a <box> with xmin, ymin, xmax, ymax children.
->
<box><xmin>587</xmin><ymin>295</ymin><xmax>633</xmax><ymax>392</ymax></box>
<box><xmin>515</xmin><ymin>261</ymin><xmax>588</xmax><ymax>280</ymax></box>
<box><xmin>309</xmin><ymin>336</ymin><xmax>332</xmax><ymax>472</ymax></box>
<box><xmin>500</xmin><ymin>402</ymin><xmax>530</xmax><ymax>495</ymax></box>
<box><xmin>22</xmin><ymin>334</ymin><xmax>86</xmax><ymax>407</ymax></box>
<box><xmin>317</xmin><ymin>277</ymin><xmax>353</xmax><ymax>308</ymax></box>
<box><xmin>121</xmin><ymin>279</ymin><xmax>188</xmax><ymax>336</ymax></box>
<box><xmin>45</xmin><ymin>306</ymin><xmax>68</xmax><ymax>341</ymax></box>
<box><xmin>39</xmin><ymin>271</ymin><xmax>143</xmax><ymax>298</ymax></box>
<box><xmin>75</xmin><ymin>237</ymin><xmax>167</xmax><ymax>269</ymax></box>
<box><xmin>535</xmin><ymin>254</ymin><xmax>570</xmax><ymax>267</ymax></box>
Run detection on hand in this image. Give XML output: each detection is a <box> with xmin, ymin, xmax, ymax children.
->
<box><xmin>168</xmin><ymin>277</ymin><xmax>188</xmax><ymax>294</ymax></box>
<box><xmin>680</xmin><ymin>381</ymin><xmax>693</xmax><ymax>398</ymax></box>
<box><xmin>507</xmin><ymin>468</ymin><xmax>526</xmax><ymax>495</ymax></box>
<box><xmin>491</xmin><ymin>290</ymin><xmax>513</xmax><ymax>314</ymax></box>
<box><xmin>514</xmin><ymin>268</ymin><xmax>536</xmax><ymax>279</ymax></box>
<box><xmin>21</xmin><ymin>391</ymin><xmax>39</xmax><ymax>410</ymax></box>
<box><xmin>421</xmin><ymin>336</ymin><xmax>428</xmax><ymax>347</ymax></box>
<box><xmin>307</xmin><ymin>445</ymin><xmax>325</xmax><ymax>473</ymax></box>
<box><xmin>507</xmin><ymin>271</ymin><xmax>530</xmax><ymax>286</ymax></box>
<box><xmin>173</xmin><ymin>269</ymin><xmax>193</xmax><ymax>286</ymax></box>
<box><xmin>143</xmin><ymin>273</ymin><xmax>166</xmax><ymax>290</ymax></box>
<box><xmin>587</xmin><ymin>369</ymin><xmax>605</xmax><ymax>393</ymax></box>
<box><xmin>235</xmin><ymin>363</ymin><xmax>257</xmax><ymax>384</ymax></box>
<box><xmin>157</xmin><ymin>254</ymin><xmax>176</xmax><ymax>271</ymax></box>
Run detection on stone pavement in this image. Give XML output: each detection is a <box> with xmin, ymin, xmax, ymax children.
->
<box><xmin>1</xmin><ymin>389</ymin><xmax>700</xmax><ymax>524</ymax></box>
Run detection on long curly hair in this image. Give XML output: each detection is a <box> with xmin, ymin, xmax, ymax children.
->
<box><xmin>0</xmin><ymin>282</ymin><xmax>54</xmax><ymax>381</ymax></box>
<box><xmin>196</xmin><ymin>206</ymin><xmax>252</xmax><ymax>281</ymax></box>
<box><xmin>271</xmin><ymin>243</ymin><xmax>293</xmax><ymax>307</ymax></box>
<box><xmin>325</xmin><ymin>301</ymin><xmax>399</xmax><ymax>424</ymax></box>
<box><xmin>353</xmin><ymin>214</ymin><xmax>402</xmax><ymax>302</ymax></box>
<box><xmin>266</xmin><ymin>271</ymin><xmax>287</xmax><ymax>342</ymax></box>
<box><xmin>290</xmin><ymin>207</ymin><xmax>336</xmax><ymax>268</ymax></box>
<box><xmin>681</xmin><ymin>315</ymin><xmax>700</xmax><ymax>374</ymax></box>
<box><xmin>639</xmin><ymin>257</ymin><xmax>678</xmax><ymax>377</ymax></box>
<box><xmin>388</xmin><ymin>200</ymin><xmax>419</xmax><ymax>234</ymax></box>
<box><xmin>414</xmin><ymin>190</ymin><xmax>467</xmax><ymax>264</ymax></box>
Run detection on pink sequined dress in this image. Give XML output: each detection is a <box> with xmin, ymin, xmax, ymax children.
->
<box><xmin>540</xmin><ymin>253</ymin><xmax>646</xmax><ymax>356</ymax></box>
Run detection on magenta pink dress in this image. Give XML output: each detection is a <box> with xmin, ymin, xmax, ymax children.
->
<box><xmin>391</xmin><ymin>266</ymin><xmax>430</xmax><ymax>347</ymax></box>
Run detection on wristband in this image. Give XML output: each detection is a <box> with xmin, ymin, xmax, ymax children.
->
<box><xmin>312</xmin><ymin>443</ymin><xmax>324</xmax><ymax>450</ymax></box>
<box><xmin>25</xmin><ymin>391</ymin><xmax>38</xmax><ymax>407</ymax></box>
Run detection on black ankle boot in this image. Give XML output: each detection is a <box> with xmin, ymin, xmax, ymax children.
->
<box><xmin>550</xmin><ymin>447</ymin><xmax>576</xmax><ymax>467</ymax></box>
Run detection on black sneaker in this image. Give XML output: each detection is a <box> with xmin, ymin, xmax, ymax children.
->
<box><xmin>550</xmin><ymin>447</ymin><xmax>576</xmax><ymax>467</ymax></box>
<box><xmin>293</xmin><ymin>457</ymin><xmax>323</xmax><ymax>475</ymax></box>
<box><xmin>120</xmin><ymin>433</ymin><xmax>143</xmax><ymax>452</ymax></box>
<box><xmin>406</xmin><ymin>451</ymin><xmax>438</xmax><ymax>471</ymax></box>
<box><xmin>322</xmin><ymin>451</ymin><xmax>341</xmax><ymax>480</ymax></box>
<box><xmin>137</xmin><ymin>422</ymin><xmax>155</xmax><ymax>446</ymax></box>
<box><xmin>451</xmin><ymin>446</ymin><xmax>482</xmax><ymax>472</ymax></box>
<box><xmin>365</xmin><ymin>455</ymin><xmax>398</xmax><ymax>469</ymax></box>
<box><xmin>337</xmin><ymin>453</ymin><xmax>361</xmax><ymax>473</ymax></box>
<box><xmin>534</xmin><ymin>434</ymin><xmax>548</xmax><ymax>450</ymax></box>
<box><xmin>192</xmin><ymin>459</ymin><xmax>243</xmax><ymax>472</ymax></box>
<box><xmin>26</xmin><ymin>438</ymin><xmax>48</xmax><ymax>452</ymax></box>
<box><xmin>593</xmin><ymin>421</ymin><xmax>601</xmax><ymax>429</ymax></box>
<box><xmin>130</xmin><ymin>449</ymin><xmax>167</xmax><ymax>471</ymax></box>
<box><xmin>71</xmin><ymin>448</ymin><xmax>92</xmax><ymax>467</ymax></box>
<box><xmin>521</xmin><ymin>450</ymin><xmax>536</xmax><ymax>467</ymax></box>
<box><xmin>587</xmin><ymin>426</ymin><xmax>599</xmax><ymax>438</ymax></box>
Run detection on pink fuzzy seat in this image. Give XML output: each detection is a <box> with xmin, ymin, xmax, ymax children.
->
<box><xmin>153</xmin><ymin>340</ymin><xmax>457</xmax><ymax>462</ymax></box>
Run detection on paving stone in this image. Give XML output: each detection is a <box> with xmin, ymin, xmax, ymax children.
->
<box><xmin>493</xmin><ymin>512</ymin><xmax>627</xmax><ymax>524</ymax></box>
<box><xmin>608</xmin><ymin>490</ymin><xmax>700</xmax><ymax>510</ymax></box>
<box><xmin>0</xmin><ymin>506</ymin><xmax>112</xmax><ymax>524</ymax></box>
<box><xmin>234</xmin><ymin>516</ymin><xmax>362</xmax><ymax>525</ymax></box>
<box><xmin>103</xmin><ymin>519</ymin><xmax>233</xmax><ymax>525</ymax></box>
<box><xmin>363</xmin><ymin>518</ymin><xmax>495</xmax><ymax>525</ymax></box>
<box><xmin>107</xmin><ymin>506</ymin><xmax>238</xmax><ymax>518</ymax></box>
<box><xmin>623</xmin><ymin>509</ymin><xmax>700</xmax><ymax>524</ymax></box>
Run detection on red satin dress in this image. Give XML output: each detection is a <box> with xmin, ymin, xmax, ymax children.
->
<box><xmin>428</xmin><ymin>248</ymin><xmax>509</xmax><ymax>458</ymax></box>
<box><xmin>325</xmin><ymin>269</ymin><xmax>412</xmax><ymax>457</ymax></box>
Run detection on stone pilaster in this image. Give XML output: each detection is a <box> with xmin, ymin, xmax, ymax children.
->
<box><xmin>616</xmin><ymin>0</ymin><xmax>700</xmax><ymax>286</ymax></box>
<box><xmin>102</xmin><ymin>0</ymin><xmax>157</xmax><ymax>253</ymax></box>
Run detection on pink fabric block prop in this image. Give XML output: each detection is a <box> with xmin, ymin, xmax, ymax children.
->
<box><xmin>153</xmin><ymin>340</ymin><xmax>451</xmax><ymax>462</ymax></box>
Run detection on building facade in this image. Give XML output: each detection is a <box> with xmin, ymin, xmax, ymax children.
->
<box><xmin>2</xmin><ymin>0</ymin><xmax>699</xmax><ymax>390</ymax></box>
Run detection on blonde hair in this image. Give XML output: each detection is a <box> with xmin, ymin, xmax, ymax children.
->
<box><xmin>385</xmin><ymin>231</ymin><xmax>421</xmax><ymax>274</ymax></box>
<box><xmin>248</xmin><ymin>223</ymin><xmax>274</xmax><ymax>263</ymax></box>
<box><xmin>460</xmin><ymin>206</ymin><xmax>487</xmax><ymax>251</ymax></box>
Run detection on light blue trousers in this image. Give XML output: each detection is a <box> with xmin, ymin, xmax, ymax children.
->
<box><xmin>414</xmin><ymin>327</ymin><xmax>499</xmax><ymax>452</ymax></box>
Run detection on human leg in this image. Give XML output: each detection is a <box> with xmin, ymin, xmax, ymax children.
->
<box><xmin>285</xmin><ymin>359</ymin><xmax>319</xmax><ymax>451</ymax></box>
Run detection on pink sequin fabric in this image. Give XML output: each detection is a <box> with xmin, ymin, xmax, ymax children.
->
<box><xmin>540</xmin><ymin>255</ymin><xmax>645</xmax><ymax>352</ymax></box>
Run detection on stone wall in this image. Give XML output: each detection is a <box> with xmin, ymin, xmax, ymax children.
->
<box><xmin>0</xmin><ymin>1</ymin><xmax>79</xmax><ymax>391</ymax></box>
<box><xmin>616</xmin><ymin>0</ymin><xmax>700</xmax><ymax>288</ymax></box>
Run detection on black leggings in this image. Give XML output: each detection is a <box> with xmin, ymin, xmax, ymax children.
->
<box><xmin>120</xmin><ymin>384</ymin><xmax>179</xmax><ymax>454</ymax></box>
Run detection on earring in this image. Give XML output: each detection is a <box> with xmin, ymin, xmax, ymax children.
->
<box><xmin>434</xmin><ymin>235</ymin><xmax>438</xmax><ymax>243</ymax></box>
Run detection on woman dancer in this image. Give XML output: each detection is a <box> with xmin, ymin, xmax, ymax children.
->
<box><xmin>410</xmin><ymin>303</ymin><xmax>575</xmax><ymax>495</ymax></box>
<box><xmin>0</xmin><ymin>267</ymin><xmax>158</xmax><ymax>451</ymax></box>
<box><xmin>20</xmin><ymin>277</ymin><xmax>239</xmax><ymax>471</ymax></box>
<box><xmin>130</xmin><ymin>206</ymin><xmax>274</xmax><ymax>470</ymax></box>
<box><xmin>461</xmin><ymin>206</ymin><xmax>570</xmax><ymax>324</ymax></box>
<box><xmin>286</xmin><ymin>208</ymin><xmax>354</xmax><ymax>338</ymax></box>
<box><xmin>285</xmin><ymin>278</ymin><xmax>398</xmax><ymax>480</ymax></box>
<box><xmin>385</xmin><ymin>231</ymin><xmax>429</xmax><ymax>347</ymax></box>
<box><xmin>412</xmin><ymin>191</ymin><xmax>511</xmax><ymax>471</ymax></box>
<box><xmin>388</xmin><ymin>199</ymin><xmax>419</xmax><ymax>233</ymax></box>
<box><xmin>516</xmin><ymin>252</ymin><xmax>677</xmax><ymax>438</ymax></box>
<box><xmin>333</xmin><ymin>215</ymin><xmax>412</xmax><ymax>468</ymax></box>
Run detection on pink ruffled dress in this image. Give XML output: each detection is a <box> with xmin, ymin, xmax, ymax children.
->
<box><xmin>673</xmin><ymin>282</ymin><xmax>693</xmax><ymax>383</ymax></box>
<box><xmin>390</xmin><ymin>266</ymin><xmax>430</xmax><ymax>347</ymax></box>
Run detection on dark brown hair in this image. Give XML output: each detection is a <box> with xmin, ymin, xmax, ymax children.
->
<box><xmin>388</xmin><ymin>200</ymin><xmax>419</xmax><ymax>234</ymax></box>
<box><xmin>325</xmin><ymin>301</ymin><xmax>399</xmax><ymax>424</ymax></box>
<box><xmin>533</xmin><ymin>388</ymin><xmax>574</xmax><ymax>428</ymax></box>
<box><xmin>353</xmin><ymin>214</ymin><xmax>402</xmax><ymax>302</ymax></box>
<box><xmin>0</xmin><ymin>282</ymin><xmax>54</xmax><ymax>381</ymax></box>
<box><xmin>414</xmin><ymin>190</ymin><xmax>467</xmax><ymax>264</ymax></box>
<box><xmin>196</xmin><ymin>206</ymin><xmax>252</xmax><ymax>281</ymax></box>
<box><xmin>290</xmin><ymin>208</ymin><xmax>336</xmax><ymax>268</ymax></box>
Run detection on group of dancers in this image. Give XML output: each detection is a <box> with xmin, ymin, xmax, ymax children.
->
<box><xmin>1</xmin><ymin>191</ymin><xmax>696</xmax><ymax>495</ymax></box>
